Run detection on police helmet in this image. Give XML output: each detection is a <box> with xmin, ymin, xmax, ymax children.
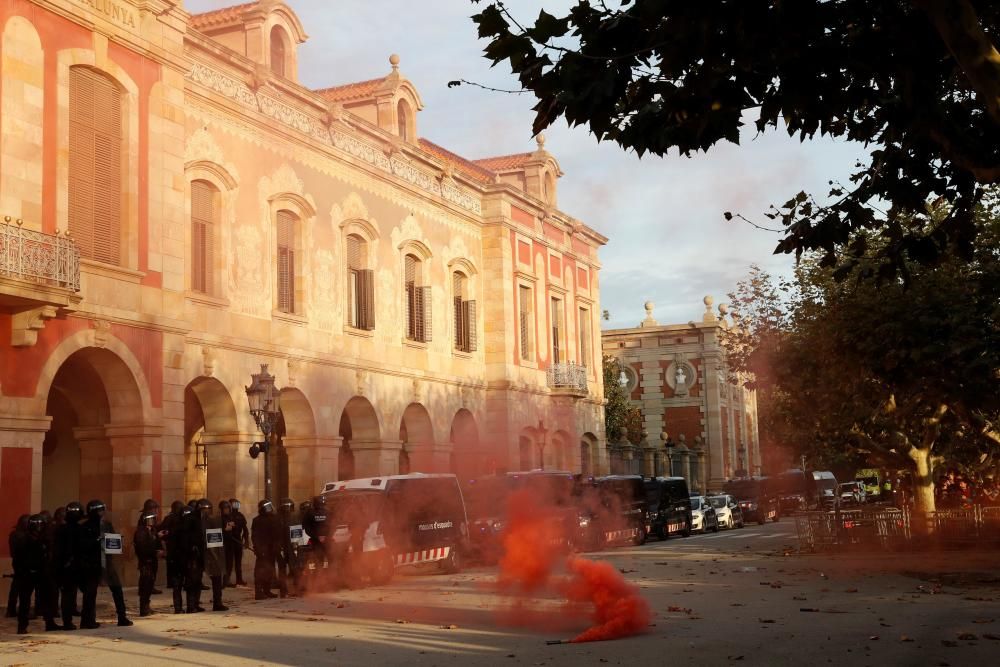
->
<box><xmin>141</xmin><ymin>512</ymin><xmax>157</xmax><ymax>527</ymax></box>
<box><xmin>229</xmin><ymin>498</ymin><xmax>241</xmax><ymax>511</ymax></box>
<box><xmin>65</xmin><ymin>502</ymin><xmax>83</xmax><ymax>522</ymax></box>
<box><xmin>279</xmin><ymin>497</ymin><xmax>295</xmax><ymax>513</ymax></box>
<box><xmin>170</xmin><ymin>500</ymin><xmax>184</xmax><ymax>514</ymax></box>
<box><xmin>39</xmin><ymin>510</ymin><xmax>52</xmax><ymax>524</ymax></box>
<box><xmin>219</xmin><ymin>499</ymin><xmax>232</xmax><ymax>513</ymax></box>
<box><xmin>197</xmin><ymin>498</ymin><xmax>212</xmax><ymax>514</ymax></box>
<box><xmin>299</xmin><ymin>501</ymin><xmax>311</xmax><ymax>514</ymax></box>
<box><xmin>187</xmin><ymin>499</ymin><xmax>198</xmax><ymax>509</ymax></box>
<box><xmin>86</xmin><ymin>499</ymin><xmax>106</xmax><ymax>516</ymax></box>
<box><xmin>142</xmin><ymin>498</ymin><xmax>159</xmax><ymax>513</ymax></box>
<box><xmin>180</xmin><ymin>506</ymin><xmax>193</xmax><ymax>517</ymax></box>
<box><xmin>258</xmin><ymin>499</ymin><xmax>274</xmax><ymax>515</ymax></box>
<box><xmin>27</xmin><ymin>514</ymin><xmax>45</xmax><ymax>535</ymax></box>
<box><xmin>311</xmin><ymin>495</ymin><xmax>325</xmax><ymax>511</ymax></box>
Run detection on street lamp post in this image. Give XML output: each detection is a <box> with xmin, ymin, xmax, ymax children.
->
<box><xmin>660</xmin><ymin>431</ymin><xmax>674</xmax><ymax>477</ymax></box>
<box><xmin>737</xmin><ymin>444</ymin><xmax>747</xmax><ymax>477</ymax></box>
<box><xmin>245</xmin><ymin>364</ymin><xmax>281</xmax><ymax>501</ymax></box>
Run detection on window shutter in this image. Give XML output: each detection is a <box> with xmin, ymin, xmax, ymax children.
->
<box><xmin>453</xmin><ymin>295</ymin><xmax>463</xmax><ymax>349</ymax></box>
<box><xmin>419</xmin><ymin>285</ymin><xmax>432</xmax><ymax>342</ymax></box>
<box><xmin>69</xmin><ymin>67</ymin><xmax>122</xmax><ymax>266</ymax></box>
<box><xmin>463</xmin><ymin>300</ymin><xmax>477</xmax><ymax>352</ymax></box>
<box><xmin>359</xmin><ymin>268</ymin><xmax>375</xmax><ymax>330</ymax></box>
<box><xmin>519</xmin><ymin>286</ymin><xmax>531</xmax><ymax>360</ymax></box>
<box><xmin>277</xmin><ymin>211</ymin><xmax>295</xmax><ymax>313</ymax></box>
<box><xmin>190</xmin><ymin>180</ymin><xmax>217</xmax><ymax>294</ymax></box>
<box><xmin>551</xmin><ymin>299</ymin><xmax>562</xmax><ymax>364</ymax></box>
<box><xmin>579</xmin><ymin>308</ymin><xmax>591</xmax><ymax>367</ymax></box>
<box><xmin>347</xmin><ymin>234</ymin><xmax>363</xmax><ymax>269</ymax></box>
<box><xmin>270</xmin><ymin>29</ymin><xmax>286</xmax><ymax>78</ymax></box>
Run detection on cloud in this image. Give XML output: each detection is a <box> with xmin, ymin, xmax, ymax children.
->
<box><xmin>186</xmin><ymin>0</ymin><xmax>867</xmax><ymax>329</ymax></box>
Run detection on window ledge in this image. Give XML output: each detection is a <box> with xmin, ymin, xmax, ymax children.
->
<box><xmin>345</xmin><ymin>325</ymin><xmax>375</xmax><ymax>339</ymax></box>
<box><xmin>519</xmin><ymin>358</ymin><xmax>538</xmax><ymax>369</ymax></box>
<box><xmin>272</xmin><ymin>310</ymin><xmax>308</xmax><ymax>326</ymax></box>
<box><xmin>403</xmin><ymin>338</ymin><xmax>428</xmax><ymax>350</ymax></box>
<box><xmin>185</xmin><ymin>291</ymin><xmax>229</xmax><ymax>309</ymax></box>
<box><xmin>452</xmin><ymin>349</ymin><xmax>473</xmax><ymax>359</ymax></box>
<box><xmin>80</xmin><ymin>259</ymin><xmax>144</xmax><ymax>284</ymax></box>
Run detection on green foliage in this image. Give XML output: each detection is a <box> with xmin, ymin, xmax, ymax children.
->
<box><xmin>603</xmin><ymin>355</ymin><xmax>632</xmax><ymax>443</ymax></box>
<box><xmin>471</xmin><ymin>1</ymin><xmax>1000</xmax><ymax>278</ymax></box>
<box><xmin>723</xmin><ymin>193</ymin><xmax>1000</xmax><ymax>508</ymax></box>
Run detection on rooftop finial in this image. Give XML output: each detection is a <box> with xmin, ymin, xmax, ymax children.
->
<box><xmin>640</xmin><ymin>300</ymin><xmax>658</xmax><ymax>327</ymax></box>
<box><xmin>535</xmin><ymin>133</ymin><xmax>546</xmax><ymax>150</ymax></box>
<box><xmin>389</xmin><ymin>53</ymin><xmax>400</xmax><ymax>70</ymax></box>
<box><xmin>703</xmin><ymin>295</ymin><xmax>717</xmax><ymax>322</ymax></box>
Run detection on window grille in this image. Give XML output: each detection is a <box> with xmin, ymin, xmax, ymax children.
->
<box><xmin>190</xmin><ymin>180</ymin><xmax>217</xmax><ymax>294</ymax></box>
<box><xmin>276</xmin><ymin>210</ymin><xmax>296</xmax><ymax>313</ymax></box>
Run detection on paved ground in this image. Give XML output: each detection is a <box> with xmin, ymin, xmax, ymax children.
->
<box><xmin>3</xmin><ymin>520</ymin><xmax>1000</xmax><ymax>666</ymax></box>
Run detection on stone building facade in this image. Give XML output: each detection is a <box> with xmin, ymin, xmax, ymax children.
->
<box><xmin>601</xmin><ymin>299</ymin><xmax>760</xmax><ymax>492</ymax></box>
<box><xmin>0</xmin><ymin>0</ymin><xmax>607</xmax><ymax>556</ymax></box>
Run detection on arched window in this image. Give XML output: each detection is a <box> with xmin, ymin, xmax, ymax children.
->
<box><xmin>270</xmin><ymin>26</ymin><xmax>287</xmax><ymax>78</ymax></box>
<box><xmin>396</xmin><ymin>99</ymin><xmax>411</xmax><ymax>141</ymax></box>
<box><xmin>347</xmin><ymin>233</ymin><xmax>374</xmax><ymax>329</ymax></box>
<box><xmin>543</xmin><ymin>171</ymin><xmax>557</xmax><ymax>205</ymax></box>
<box><xmin>68</xmin><ymin>66</ymin><xmax>123</xmax><ymax>265</ymax></box>
<box><xmin>276</xmin><ymin>209</ymin><xmax>298</xmax><ymax>313</ymax></box>
<box><xmin>453</xmin><ymin>271</ymin><xmax>476</xmax><ymax>352</ymax></box>
<box><xmin>404</xmin><ymin>253</ymin><xmax>431</xmax><ymax>342</ymax></box>
<box><xmin>190</xmin><ymin>180</ymin><xmax>219</xmax><ymax>294</ymax></box>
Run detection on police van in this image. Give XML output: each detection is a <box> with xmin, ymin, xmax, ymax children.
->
<box><xmin>321</xmin><ymin>473</ymin><xmax>469</xmax><ymax>582</ymax></box>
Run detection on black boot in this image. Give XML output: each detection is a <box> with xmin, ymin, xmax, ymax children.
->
<box><xmin>172</xmin><ymin>585</ymin><xmax>184</xmax><ymax>613</ymax></box>
<box><xmin>111</xmin><ymin>587</ymin><xmax>132</xmax><ymax>627</ymax></box>
<box><xmin>211</xmin><ymin>578</ymin><xmax>228</xmax><ymax>611</ymax></box>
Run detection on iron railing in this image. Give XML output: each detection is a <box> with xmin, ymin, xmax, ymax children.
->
<box><xmin>0</xmin><ymin>217</ymin><xmax>80</xmax><ymax>291</ymax></box>
<box><xmin>795</xmin><ymin>504</ymin><xmax>1000</xmax><ymax>552</ymax></box>
<box><xmin>546</xmin><ymin>361</ymin><xmax>589</xmax><ymax>393</ymax></box>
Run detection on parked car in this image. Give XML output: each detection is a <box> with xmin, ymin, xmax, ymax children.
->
<box><xmin>811</xmin><ymin>471</ymin><xmax>840</xmax><ymax>510</ymax></box>
<box><xmin>776</xmin><ymin>470</ymin><xmax>808</xmax><ymax>513</ymax></box>
<box><xmin>723</xmin><ymin>477</ymin><xmax>780</xmax><ymax>524</ymax></box>
<box><xmin>690</xmin><ymin>495</ymin><xmax>720</xmax><ymax>533</ymax></box>
<box><xmin>839</xmin><ymin>481</ymin><xmax>867</xmax><ymax>506</ymax></box>
<box><xmin>707</xmin><ymin>494</ymin><xmax>744</xmax><ymax>529</ymax></box>
<box><xmin>461</xmin><ymin>475</ymin><xmax>509</xmax><ymax>564</ymax></box>
<box><xmin>644</xmin><ymin>476</ymin><xmax>693</xmax><ymax>539</ymax></box>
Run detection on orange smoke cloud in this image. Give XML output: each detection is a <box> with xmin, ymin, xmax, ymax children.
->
<box><xmin>562</xmin><ymin>557</ymin><xmax>651</xmax><ymax>642</ymax></box>
<box><xmin>495</xmin><ymin>485</ymin><xmax>651</xmax><ymax>642</ymax></box>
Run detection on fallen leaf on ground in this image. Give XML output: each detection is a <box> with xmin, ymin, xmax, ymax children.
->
<box><xmin>869</xmin><ymin>636</ymin><xmax>879</xmax><ymax>641</ymax></box>
<box><xmin>758</xmin><ymin>618</ymin><xmax>776</xmax><ymax>623</ymax></box>
<box><xmin>441</xmin><ymin>624</ymin><xmax>458</xmax><ymax>629</ymax></box>
<box><xmin>845</xmin><ymin>588</ymin><xmax>859</xmax><ymax>593</ymax></box>
<box><xmin>395</xmin><ymin>619</ymin><xmax>410</xmax><ymax>624</ymax></box>
<box><xmin>900</xmin><ymin>635</ymin><xmax>914</xmax><ymax>642</ymax></box>
<box><xmin>224</xmin><ymin>625</ymin><xmax>239</xmax><ymax>629</ymax></box>
<box><xmin>971</xmin><ymin>619</ymin><xmax>994</xmax><ymax>624</ymax></box>
<box><xmin>793</xmin><ymin>596</ymin><xmax>807</xmax><ymax>601</ymax></box>
<box><xmin>941</xmin><ymin>640</ymin><xmax>958</xmax><ymax>647</ymax></box>
<box><xmin>982</xmin><ymin>633</ymin><xmax>1000</xmax><ymax>640</ymax></box>
<box><xmin>957</xmin><ymin>633</ymin><xmax>977</xmax><ymax>640</ymax></box>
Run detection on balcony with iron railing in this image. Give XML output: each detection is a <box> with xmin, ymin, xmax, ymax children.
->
<box><xmin>546</xmin><ymin>361</ymin><xmax>589</xmax><ymax>396</ymax></box>
<box><xmin>0</xmin><ymin>216</ymin><xmax>82</xmax><ymax>346</ymax></box>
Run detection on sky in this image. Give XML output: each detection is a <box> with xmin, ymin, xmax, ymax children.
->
<box><xmin>185</xmin><ymin>0</ymin><xmax>867</xmax><ymax>329</ymax></box>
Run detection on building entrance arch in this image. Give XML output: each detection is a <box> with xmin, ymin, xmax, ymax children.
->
<box><xmin>184</xmin><ymin>377</ymin><xmax>239</xmax><ymax>502</ymax></box>
<box><xmin>449</xmin><ymin>409</ymin><xmax>480</xmax><ymax>480</ymax></box>
<box><xmin>41</xmin><ymin>346</ymin><xmax>149</xmax><ymax>524</ymax></box>
<box><xmin>338</xmin><ymin>396</ymin><xmax>382</xmax><ymax>479</ymax></box>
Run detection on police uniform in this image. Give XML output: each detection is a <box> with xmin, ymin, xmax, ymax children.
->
<box><xmin>197</xmin><ymin>499</ymin><xmax>228</xmax><ymax>612</ymax></box>
<box><xmin>250</xmin><ymin>500</ymin><xmax>280</xmax><ymax>600</ymax></box>
<box><xmin>133</xmin><ymin>513</ymin><xmax>161</xmax><ymax>616</ymax></box>
<box><xmin>225</xmin><ymin>499</ymin><xmax>250</xmax><ymax>587</ymax></box>
<box><xmin>12</xmin><ymin>515</ymin><xmax>61</xmax><ymax>634</ymax></box>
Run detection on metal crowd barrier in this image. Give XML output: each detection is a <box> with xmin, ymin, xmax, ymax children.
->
<box><xmin>795</xmin><ymin>504</ymin><xmax>1000</xmax><ymax>552</ymax></box>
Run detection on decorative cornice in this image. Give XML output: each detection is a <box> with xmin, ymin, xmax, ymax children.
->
<box><xmin>186</xmin><ymin>62</ymin><xmax>482</xmax><ymax>215</ymax></box>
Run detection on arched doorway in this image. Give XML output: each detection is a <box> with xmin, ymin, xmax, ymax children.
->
<box><xmin>449</xmin><ymin>409</ymin><xmax>480</xmax><ymax>480</ymax></box>
<box><xmin>580</xmin><ymin>432</ymin><xmax>598</xmax><ymax>477</ymax></box>
<box><xmin>399</xmin><ymin>403</ymin><xmax>433</xmax><ymax>473</ymax></box>
<box><xmin>338</xmin><ymin>396</ymin><xmax>381</xmax><ymax>479</ymax></box>
<box><xmin>184</xmin><ymin>377</ymin><xmax>239</xmax><ymax>503</ymax></box>
<box><xmin>518</xmin><ymin>427</ymin><xmax>538</xmax><ymax>472</ymax></box>
<box><xmin>551</xmin><ymin>430</ymin><xmax>572</xmax><ymax>471</ymax></box>
<box><xmin>277</xmin><ymin>388</ymin><xmax>316</xmax><ymax>502</ymax></box>
<box><xmin>41</xmin><ymin>347</ymin><xmax>144</xmax><ymax>514</ymax></box>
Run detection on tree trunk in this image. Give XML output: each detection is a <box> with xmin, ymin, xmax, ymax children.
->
<box><xmin>909</xmin><ymin>445</ymin><xmax>936</xmax><ymax>534</ymax></box>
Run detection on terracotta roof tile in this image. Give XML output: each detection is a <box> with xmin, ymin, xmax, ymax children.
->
<box><xmin>190</xmin><ymin>2</ymin><xmax>256</xmax><ymax>31</ymax></box>
<box><xmin>315</xmin><ymin>78</ymin><xmax>387</xmax><ymax>103</ymax></box>
<box><xmin>472</xmin><ymin>152</ymin><xmax>534</xmax><ymax>172</ymax></box>
<box><xmin>419</xmin><ymin>139</ymin><xmax>496</xmax><ymax>184</ymax></box>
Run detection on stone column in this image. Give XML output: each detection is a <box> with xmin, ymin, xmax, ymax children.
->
<box><xmin>76</xmin><ymin>426</ymin><xmax>112</xmax><ymax>510</ymax></box>
<box><xmin>407</xmin><ymin>441</ymin><xmax>453</xmax><ymax>475</ymax></box>
<box><xmin>203</xmin><ymin>431</ymin><xmax>263</xmax><ymax>508</ymax></box>
<box><xmin>642</xmin><ymin>446</ymin><xmax>656</xmax><ymax>478</ymax></box>
<box><xmin>105</xmin><ymin>423</ymin><xmax>162</xmax><ymax>529</ymax></box>
<box><xmin>0</xmin><ymin>414</ymin><xmax>51</xmax><ymax>514</ymax></box>
<box><xmin>278</xmin><ymin>435</ymin><xmax>341</xmax><ymax>502</ymax></box>
<box><xmin>350</xmin><ymin>439</ymin><xmax>404</xmax><ymax>478</ymax></box>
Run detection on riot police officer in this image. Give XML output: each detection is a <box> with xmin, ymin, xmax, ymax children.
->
<box><xmin>182</xmin><ymin>501</ymin><xmax>206</xmax><ymax>613</ymax></box>
<box><xmin>6</xmin><ymin>514</ymin><xmax>29</xmax><ymax>619</ymax></box>
<box><xmin>276</xmin><ymin>498</ymin><xmax>297</xmax><ymax>597</ymax></box>
<box><xmin>136</xmin><ymin>499</ymin><xmax>162</xmax><ymax>594</ymax></box>
<box><xmin>133</xmin><ymin>512</ymin><xmax>162</xmax><ymax>616</ymax></box>
<box><xmin>250</xmin><ymin>499</ymin><xmax>280</xmax><ymax>600</ymax></box>
<box><xmin>12</xmin><ymin>514</ymin><xmax>62</xmax><ymax>634</ymax></box>
<box><xmin>160</xmin><ymin>501</ymin><xmax>186</xmax><ymax>614</ymax></box>
<box><xmin>225</xmin><ymin>498</ymin><xmax>250</xmax><ymax>587</ymax></box>
<box><xmin>56</xmin><ymin>502</ymin><xmax>83</xmax><ymax>630</ymax></box>
<box><xmin>82</xmin><ymin>500</ymin><xmax>133</xmax><ymax>628</ymax></box>
<box><xmin>198</xmin><ymin>498</ymin><xmax>228</xmax><ymax>611</ymax></box>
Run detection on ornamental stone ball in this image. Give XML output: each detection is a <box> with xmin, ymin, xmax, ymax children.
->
<box><xmin>704</xmin><ymin>295</ymin><xmax>714</xmax><ymax>308</ymax></box>
<box><xmin>389</xmin><ymin>53</ymin><xmax>400</xmax><ymax>68</ymax></box>
<box><xmin>536</xmin><ymin>133</ymin><xmax>546</xmax><ymax>149</ymax></box>
<box><xmin>644</xmin><ymin>300</ymin><xmax>654</xmax><ymax>315</ymax></box>
<box><xmin>719</xmin><ymin>303</ymin><xmax>729</xmax><ymax>316</ymax></box>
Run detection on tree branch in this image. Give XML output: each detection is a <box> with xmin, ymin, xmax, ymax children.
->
<box><xmin>912</xmin><ymin>0</ymin><xmax>1000</xmax><ymax>126</ymax></box>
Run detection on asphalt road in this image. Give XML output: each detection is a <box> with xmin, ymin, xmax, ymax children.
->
<box><xmin>4</xmin><ymin>520</ymin><xmax>999</xmax><ymax>666</ymax></box>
